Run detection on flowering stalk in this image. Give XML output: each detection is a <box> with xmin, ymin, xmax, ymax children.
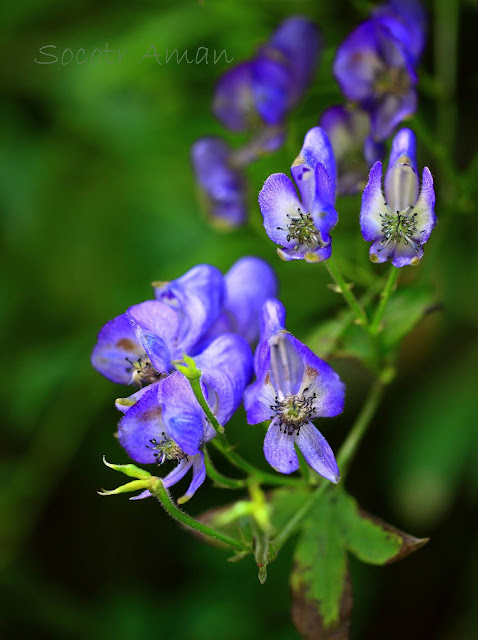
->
<box><xmin>370</xmin><ymin>267</ymin><xmax>400</xmax><ymax>335</ymax></box>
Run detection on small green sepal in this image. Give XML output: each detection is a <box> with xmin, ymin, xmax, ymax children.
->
<box><xmin>98</xmin><ymin>479</ymin><xmax>151</xmax><ymax>496</ymax></box>
<box><xmin>173</xmin><ymin>353</ymin><xmax>202</xmax><ymax>380</ymax></box>
<box><xmin>102</xmin><ymin>456</ymin><xmax>152</xmax><ymax>480</ymax></box>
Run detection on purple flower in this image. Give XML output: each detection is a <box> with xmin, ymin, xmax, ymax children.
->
<box><xmin>320</xmin><ymin>105</ymin><xmax>385</xmax><ymax>196</ymax></box>
<box><xmin>92</xmin><ymin>264</ymin><xmax>225</xmax><ymax>385</ymax></box>
<box><xmin>213</xmin><ymin>17</ymin><xmax>320</xmax><ymax>133</ymax></box>
<box><xmin>245</xmin><ymin>299</ymin><xmax>344</xmax><ymax>481</ymax></box>
<box><xmin>212</xmin><ymin>57</ymin><xmax>292</xmax><ymax>132</ymax></box>
<box><xmin>373</xmin><ymin>0</ymin><xmax>427</xmax><ymax>66</ymax></box>
<box><xmin>205</xmin><ymin>256</ymin><xmax>278</xmax><ymax>346</ymax></box>
<box><xmin>261</xmin><ymin>16</ymin><xmax>321</xmax><ymax>104</ymax></box>
<box><xmin>258</xmin><ymin>127</ymin><xmax>338</xmax><ymax>263</ymax></box>
<box><xmin>191</xmin><ymin>137</ymin><xmax>247</xmax><ymax>228</ymax></box>
<box><xmin>333</xmin><ymin>19</ymin><xmax>417</xmax><ymax>141</ymax></box>
<box><xmin>360</xmin><ymin>128</ymin><xmax>436</xmax><ymax>267</ymax></box>
<box><xmin>117</xmin><ymin>333</ymin><xmax>253</xmax><ymax>502</ymax></box>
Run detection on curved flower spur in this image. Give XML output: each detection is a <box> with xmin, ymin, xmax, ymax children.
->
<box><xmin>360</xmin><ymin>128</ymin><xmax>436</xmax><ymax>267</ymax></box>
<box><xmin>245</xmin><ymin>299</ymin><xmax>345</xmax><ymax>481</ymax></box>
<box><xmin>258</xmin><ymin>127</ymin><xmax>338</xmax><ymax>263</ymax></box>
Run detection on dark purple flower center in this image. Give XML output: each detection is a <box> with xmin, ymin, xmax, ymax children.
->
<box><xmin>147</xmin><ymin>433</ymin><xmax>187</xmax><ymax>465</ymax></box>
<box><xmin>270</xmin><ymin>387</ymin><xmax>317</xmax><ymax>435</ymax></box>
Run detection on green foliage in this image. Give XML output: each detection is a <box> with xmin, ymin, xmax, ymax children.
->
<box><xmin>380</xmin><ymin>285</ymin><xmax>438</xmax><ymax>349</ymax></box>
<box><xmin>291</xmin><ymin>489</ymin><xmax>423</xmax><ymax>630</ymax></box>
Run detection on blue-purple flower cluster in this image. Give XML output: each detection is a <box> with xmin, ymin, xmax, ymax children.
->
<box><xmin>93</xmin><ymin>257</ymin><xmax>345</xmax><ymax>500</ymax></box>
<box><xmin>257</xmin><ymin>2</ymin><xmax>436</xmax><ymax>268</ymax></box>
<box><xmin>318</xmin><ymin>0</ymin><xmax>427</xmax><ymax>196</ymax></box>
<box><xmin>191</xmin><ymin>17</ymin><xmax>321</xmax><ymax>228</ymax></box>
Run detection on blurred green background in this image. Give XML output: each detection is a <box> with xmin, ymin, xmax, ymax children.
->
<box><xmin>1</xmin><ymin>1</ymin><xmax>477</xmax><ymax>638</ymax></box>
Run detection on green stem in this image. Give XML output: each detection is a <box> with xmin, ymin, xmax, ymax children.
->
<box><xmin>203</xmin><ymin>447</ymin><xmax>247</xmax><ymax>489</ymax></box>
<box><xmin>325</xmin><ymin>257</ymin><xmax>369</xmax><ymax>327</ymax></box>
<box><xmin>370</xmin><ymin>267</ymin><xmax>399</xmax><ymax>335</ymax></box>
<box><xmin>151</xmin><ymin>479</ymin><xmax>248</xmax><ymax>552</ymax></box>
<box><xmin>337</xmin><ymin>380</ymin><xmax>385</xmax><ymax>477</ymax></box>
<box><xmin>188</xmin><ymin>376</ymin><xmax>224</xmax><ymax>435</ymax></box>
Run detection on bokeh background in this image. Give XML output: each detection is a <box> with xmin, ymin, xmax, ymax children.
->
<box><xmin>1</xmin><ymin>1</ymin><xmax>478</xmax><ymax>638</ymax></box>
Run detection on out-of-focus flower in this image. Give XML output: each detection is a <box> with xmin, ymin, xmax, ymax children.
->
<box><xmin>333</xmin><ymin>20</ymin><xmax>417</xmax><ymax>141</ymax></box>
<box><xmin>320</xmin><ymin>105</ymin><xmax>385</xmax><ymax>195</ymax></box>
<box><xmin>373</xmin><ymin>0</ymin><xmax>427</xmax><ymax>66</ymax></box>
<box><xmin>213</xmin><ymin>18</ymin><xmax>320</xmax><ymax>134</ymax></box>
<box><xmin>245</xmin><ymin>299</ymin><xmax>344</xmax><ymax>481</ymax></box>
<box><xmin>118</xmin><ymin>334</ymin><xmax>253</xmax><ymax>502</ymax></box>
<box><xmin>261</xmin><ymin>16</ymin><xmax>321</xmax><ymax>104</ymax></box>
<box><xmin>191</xmin><ymin>137</ymin><xmax>248</xmax><ymax>228</ymax></box>
<box><xmin>360</xmin><ymin>128</ymin><xmax>436</xmax><ymax>267</ymax></box>
<box><xmin>259</xmin><ymin>127</ymin><xmax>338</xmax><ymax>263</ymax></box>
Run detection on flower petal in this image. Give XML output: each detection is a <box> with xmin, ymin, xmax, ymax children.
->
<box><xmin>294</xmin><ymin>338</ymin><xmax>345</xmax><ymax>418</ymax></box>
<box><xmin>91</xmin><ymin>313</ymin><xmax>144</xmax><ymax>385</ymax></box>
<box><xmin>223</xmin><ymin>256</ymin><xmax>278</xmax><ymax>345</ymax></box>
<box><xmin>194</xmin><ymin>333</ymin><xmax>253</xmax><ymax>425</ymax></box>
<box><xmin>291</xmin><ymin>127</ymin><xmax>336</xmax><ymax>211</ymax></box>
<box><xmin>158</xmin><ymin>372</ymin><xmax>205</xmax><ymax>456</ymax></box>
<box><xmin>244</xmin><ymin>360</ymin><xmax>278</xmax><ymax>425</ymax></box>
<box><xmin>179</xmin><ymin>452</ymin><xmax>207</xmax><ymax>502</ymax></box>
<box><xmin>117</xmin><ymin>383</ymin><xmax>163</xmax><ymax>464</ymax></box>
<box><xmin>371</xmin><ymin>88</ymin><xmax>417</xmax><ymax>142</ymax></box>
<box><xmin>296</xmin><ymin>422</ymin><xmax>340</xmax><ymax>483</ymax></box>
<box><xmin>412</xmin><ymin>167</ymin><xmax>436</xmax><ymax>244</ymax></box>
<box><xmin>263</xmin><ymin>418</ymin><xmax>299</xmax><ymax>474</ymax></box>
<box><xmin>115</xmin><ymin>386</ymin><xmax>151</xmax><ymax>414</ymax></box>
<box><xmin>212</xmin><ymin>61</ymin><xmax>256</xmax><ymax>131</ymax></box>
<box><xmin>334</xmin><ymin>21</ymin><xmax>385</xmax><ymax>101</ymax></box>
<box><xmin>155</xmin><ymin>264</ymin><xmax>225</xmax><ymax>354</ymax></box>
<box><xmin>360</xmin><ymin>161</ymin><xmax>386</xmax><ymax>242</ymax></box>
<box><xmin>162</xmin><ymin>458</ymin><xmax>194</xmax><ymax>489</ymax></box>
<box><xmin>127</xmin><ymin>300</ymin><xmax>180</xmax><ymax>370</ymax></box>
<box><xmin>384</xmin><ymin>161</ymin><xmax>419</xmax><ymax>214</ymax></box>
<box><xmin>387</xmin><ymin>128</ymin><xmax>417</xmax><ymax>171</ymax></box>
<box><xmin>265</xmin><ymin>17</ymin><xmax>321</xmax><ymax>100</ymax></box>
<box><xmin>390</xmin><ymin>239</ymin><xmax>424</xmax><ymax>267</ymax></box>
<box><xmin>259</xmin><ymin>298</ymin><xmax>286</xmax><ymax>344</ymax></box>
<box><xmin>369</xmin><ymin>237</ymin><xmax>393</xmax><ymax>263</ymax></box>
<box><xmin>259</xmin><ymin>173</ymin><xmax>303</xmax><ymax>248</ymax></box>
<box><xmin>252</xmin><ymin>55</ymin><xmax>292</xmax><ymax>126</ymax></box>
<box><xmin>191</xmin><ymin>137</ymin><xmax>247</xmax><ymax>227</ymax></box>
<box><xmin>278</xmin><ymin>243</ymin><xmax>332</xmax><ymax>264</ymax></box>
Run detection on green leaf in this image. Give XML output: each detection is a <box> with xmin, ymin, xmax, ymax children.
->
<box><xmin>380</xmin><ymin>285</ymin><xmax>439</xmax><ymax>349</ymax></box>
<box><xmin>291</xmin><ymin>490</ymin><xmax>427</xmax><ymax>636</ymax></box>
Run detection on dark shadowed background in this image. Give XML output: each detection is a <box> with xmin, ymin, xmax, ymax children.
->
<box><xmin>1</xmin><ymin>1</ymin><xmax>478</xmax><ymax>638</ymax></box>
